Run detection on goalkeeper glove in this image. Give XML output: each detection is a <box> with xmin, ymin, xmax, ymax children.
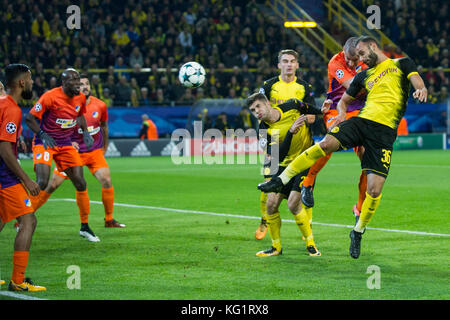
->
<box><xmin>83</xmin><ymin>131</ymin><xmax>94</xmax><ymax>149</ymax></box>
<box><xmin>38</xmin><ymin>130</ymin><xmax>56</xmax><ymax>149</ymax></box>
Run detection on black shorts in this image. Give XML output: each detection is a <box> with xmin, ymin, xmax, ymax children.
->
<box><xmin>327</xmin><ymin>117</ymin><xmax>397</xmax><ymax>177</ymax></box>
<box><xmin>272</xmin><ymin>166</ymin><xmax>310</xmax><ymax>197</ymax></box>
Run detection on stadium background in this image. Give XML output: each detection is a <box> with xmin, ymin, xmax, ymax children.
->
<box><xmin>0</xmin><ymin>0</ymin><xmax>449</xmax><ymax>303</ymax></box>
<box><xmin>0</xmin><ymin>0</ymin><xmax>448</xmax><ymax>144</ymax></box>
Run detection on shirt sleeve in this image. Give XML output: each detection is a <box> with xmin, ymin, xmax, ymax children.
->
<box><xmin>259</xmin><ymin>79</ymin><xmax>273</xmax><ymax>100</ymax></box>
<box><xmin>398</xmin><ymin>57</ymin><xmax>418</xmax><ymax>79</ymax></box>
<box><xmin>303</xmin><ymin>83</ymin><xmax>316</xmax><ymax>108</ymax></box>
<box><xmin>328</xmin><ymin>58</ymin><xmax>354</xmax><ymax>84</ymax></box>
<box><xmin>278</xmin><ymin>98</ymin><xmax>322</xmax><ymax>115</ymax></box>
<box><xmin>29</xmin><ymin>92</ymin><xmax>51</xmax><ymax>120</ymax></box>
<box><xmin>78</xmin><ymin>95</ymin><xmax>87</xmax><ymax>115</ymax></box>
<box><xmin>345</xmin><ymin>70</ymin><xmax>366</xmax><ymax>98</ymax></box>
<box><xmin>100</xmin><ymin>101</ymin><xmax>108</xmax><ymax>122</ymax></box>
<box><xmin>0</xmin><ymin>107</ymin><xmax>21</xmax><ymax>143</ymax></box>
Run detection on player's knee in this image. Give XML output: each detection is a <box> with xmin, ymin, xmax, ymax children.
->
<box><xmin>287</xmin><ymin>201</ymin><xmax>300</xmax><ymax>214</ymax></box>
<box><xmin>266</xmin><ymin>201</ymin><xmax>278</xmax><ymax>215</ymax></box>
<box><xmin>318</xmin><ymin>138</ymin><xmax>336</xmax><ymax>154</ymax></box>
<box><xmin>366</xmin><ymin>186</ymin><xmax>381</xmax><ymax>198</ymax></box>
<box><xmin>36</xmin><ymin>179</ymin><xmax>48</xmax><ymax>190</ymax></box>
<box><xmin>72</xmin><ymin>178</ymin><xmax>87</xmax><ymax>191</ymax></box>
<box><xmin>100</xmin><ymin>176</ymin><xmax>112</xmax><ymax>189</ymax></box>
<box><xmin>21</xmin><ymin>214</ymin><xmax>37</xmax><ymax>232</ymax></box>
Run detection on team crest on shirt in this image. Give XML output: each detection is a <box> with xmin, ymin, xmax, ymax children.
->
<box><xmin>25</xmin><ymin>198</ymin><xmax>32</xmax><ymax>207</ymax></box>
<box><xmin>75</xmin><ymin>105</ymin><xmax>81</xmax><ymax>112</ymax></box>
<box><xmin>92</xmin><ymin>111</ymin><xmax>99</xmax><ymax>118</ymax></box>
<box><xmin>36</xmin><ymin>153</ymin><xmax>42</xmax><ymax>160</ymax></box>
<box><xmin>5</xmin><ymin>122</ymin><xmax>17</xmax><ymax>134</ymax></box>
<box><xmin>336</xmin><ymin>69</ymin><xmax>344</xmax><ymax>79</ymax></box>
<box><xmin>34</xmin><ymin>103</ymin><xmax>42</xmax><ymax>112</ymax></box>
<box><xmin>355</xmin><ymin>66</ymin><xmax>362</xmax><ymax>73</ymax></box>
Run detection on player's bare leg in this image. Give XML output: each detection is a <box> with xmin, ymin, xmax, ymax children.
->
<box><xmin>46</xmin><ymin>172</ymin><xmax>66</xmax><ymax>193</ymax></box>
<box><xmin>258</xmin><ymin>135</ymin><xmax>340</xmax><ymax>193</ymax></box>
<box><xmin>35</xmin><ymin>163</ymin><xmax>51</xmax><ymax>191</ymax></box>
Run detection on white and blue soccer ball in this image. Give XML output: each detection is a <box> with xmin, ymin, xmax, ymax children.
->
<box><xmin>178</xmin><ymin>61</ymin><xmax>206</xmax><ymax>88</ymax></box>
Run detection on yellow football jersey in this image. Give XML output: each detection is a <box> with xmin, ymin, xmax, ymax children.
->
<box><xmin>346</xmin><ymin>57</ymin><xmax>418</xmax><ymax>129</ymax></box>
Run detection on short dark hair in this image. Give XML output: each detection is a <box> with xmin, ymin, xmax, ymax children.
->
<box><xmin>343</xmin><ymin>37</ymin><xmax>359</xmax><ymax>56</ymax></box>
<box><xmin>356</xmin><ymin>36</ymin><xmax>380</xmax><ymax>48</ymax></box>
<box><xmin>246</xmin><ymin>92</ymin><xmax>268</xmax><ymax>108</ymax></box>
<box><xmin>5</xmin><ymin>64</ymin><xmax>30</xmax><ymax>88</ymax></box>
<box><xmin>277</xmin><ymin>49</ymin><xmax>299</xmax><ymax>62</ymax></box>
<box><xmin>79</xmin><ymin>73</ymin><xmax>89</xmax><ymax>80</ymax></box>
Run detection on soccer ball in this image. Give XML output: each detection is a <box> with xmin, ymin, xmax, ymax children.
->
<box><xmin>178</xmin><ymin>62</ymin><xmax>206</xmax><ymax>88</ymax></box>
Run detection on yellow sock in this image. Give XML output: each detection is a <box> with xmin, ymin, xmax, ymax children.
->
<box><xmin>260</xmin><ymin>192</ymin><xmax>268</xmax><ymax>221</ymax></box>
<box><xmin>294</xmin><ymin>206</ymin><xmax>315</xmax><ymax>247</ymax></box>
<box><xmin>279</xmin><ymin>143</ymin><xmax>326</xmax><ymax>184</ymax></box>
<box><xmin>266</xmin><ymin>212</ymin><xmax>282</xmax><ymax>251</ymax></box>
<box><xmin>355</xmin><ymin>192</ymin><xmax>382</xmax><ymax>233</ymax></box>
<box><xmin>304</xmin><ymin>205</ymin><xmax>313</xmax><ymax>226</ymax></box>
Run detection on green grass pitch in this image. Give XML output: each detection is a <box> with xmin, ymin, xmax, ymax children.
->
<box><xmin>0</xmin><ymin>150</ymin><xmax>449</xmax><ymax>300</ymax></box>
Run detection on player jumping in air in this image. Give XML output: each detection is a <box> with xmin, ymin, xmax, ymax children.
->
<box><xmin>301</xmin><ymin>37</ymin><xmax>368</xmax><ymax>223</ymax></box>
<box><xmin>257</xmin><ymin>36</ymin><xmax>427</xmax><ymax>259</ymax></box>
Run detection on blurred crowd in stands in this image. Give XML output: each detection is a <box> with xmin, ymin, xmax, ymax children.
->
<box><xmin>352</xmin><ymin>0</ymin><xmax>449</xmax><ymax>103</ymax></box>
<box><xmin>0</xmin><ymin>0</ymin><xmax>448</xmax><ymax>108</ymax></box>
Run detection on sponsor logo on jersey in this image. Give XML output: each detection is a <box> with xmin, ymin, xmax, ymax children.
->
<box><xmin>56</xmin><ymin>118</ymin><xmax>77</xmax><ymax>128</ymax></box>
<box><xmin>78</xmin><ymin>126</ymin><xmax>100</xmax><ymax>135</ymax></box>
<box><xmin>367</xmin><ymin>67</ymin><xmax>398</xmax><ymax>91</ymax></box>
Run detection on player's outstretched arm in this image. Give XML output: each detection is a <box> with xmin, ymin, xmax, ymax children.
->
<box><xmin>0</xmin><ymin>141</ymin><xmax>40</xmax><ymax>196</ymax></box>
<box><xmin>280</xmin><ymin>99</ymin><xmax>323</xmax><ymax>115</ymax></box>
<box><xmin>25</xmin><ymin>113</ymin><xmax>56</xmax><ymax>149</ymax></box>
<box><xmin>329</xmin><ymin>92</ymin><xmax>353</xmax><ymax>129</ymax></box>
<box><xmin>25</xmin><ymin>113</ymin><xmax>42</xmax><ymax>134</ymax></box>
<box><xmin>409</xmin><ymin>74</ymin><xmax>427</xmax><ymax>103</ymax></box>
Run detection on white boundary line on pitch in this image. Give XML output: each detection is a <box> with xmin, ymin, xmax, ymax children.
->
<box><xmin>51</xmin><ymin>198</ymin><xmax>450</xmax><ymax>237</ymax></box>
<box><xmin>0</xmin><ymin>290</ymin><xmax>47</xmax><ymax>300</ymax></box>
